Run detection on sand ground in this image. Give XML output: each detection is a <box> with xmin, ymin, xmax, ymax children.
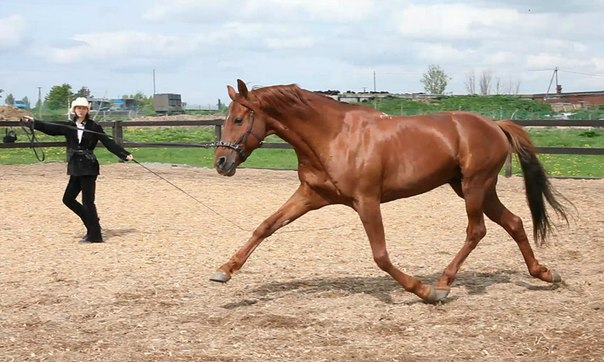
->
<box><xmin>1</xmin><ymin>163</ymin><xmax>603</xmax><ymax>361</ymax></box>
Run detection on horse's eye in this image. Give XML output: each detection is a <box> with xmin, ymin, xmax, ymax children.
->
<box><xmin>234</xmin><ymin>117</ymin><xmax>243</xmax><ymax>125</ymax></box>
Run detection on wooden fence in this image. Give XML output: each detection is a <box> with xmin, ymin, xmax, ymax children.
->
<box><xmin>502</xmin><ymin>119</ymin><xmax>604</xmax><ymax>176</ymax></box>
<box><xmin>0</xmin><ymin>119</ymin><xmax>224</xmax><ymax>149</ymax></box>
<box><xmin>1</xmin><ymin>119</ymin><xmax>603</xmax><ymax>177</ymax></box>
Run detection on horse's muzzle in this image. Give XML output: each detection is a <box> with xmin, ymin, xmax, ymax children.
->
<box><xmin>215</xmin><ymin>155</ymin><xmax>238</xmax><ymax>176</ymax></box>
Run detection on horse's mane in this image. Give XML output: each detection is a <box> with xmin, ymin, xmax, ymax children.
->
<box><xmin>251</xmin><ymin>84</ymin><xmax>344</xmax><ymax>112</ymax></box>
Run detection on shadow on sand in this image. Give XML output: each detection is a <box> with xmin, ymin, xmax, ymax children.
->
<box><xmin>221</xmin><ymin>269</ymin><xmax>561</xmax><ymax>309</ymax></box>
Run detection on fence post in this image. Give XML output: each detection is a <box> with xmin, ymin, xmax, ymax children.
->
<box><xmin>214</xmin><ymin>125</ymin><xmax>221</xmax><ymax>142</ymax></box>
<box><xmin>113</xmin><ymin>120</ymin><xmax>124</xmax><ymax>146</ymax></box>
<box><xmin>504</xmin><ymin>152</ymin><xmax>512</xmax><ymax>177</ymax></box>
<box><xmin>112</xmin><ymin>120</ymin><xmax>125</xmax><ymax>163</ymax></box>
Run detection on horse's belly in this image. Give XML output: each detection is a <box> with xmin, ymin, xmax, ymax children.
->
<box><xmin>380</xmin><ymin>162</ymin><xmax>459</xmax><ymax>201</ymax></box>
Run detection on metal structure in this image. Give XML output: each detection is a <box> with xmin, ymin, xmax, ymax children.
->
<box><xmin>152</xmin><ymin>93</ymin><xmax>183</xmax><ymax>114</ymax></box>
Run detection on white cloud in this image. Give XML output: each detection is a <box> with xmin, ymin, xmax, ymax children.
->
<box><xmin>43</xmin><ymin>31</ymin><xmax>192</xmax><ymax>63</ymax></box>
<box><xmin>257</xmin><ymin>0</ymin><xmax>376</xmax><ymax>22</ymax></box>
<box><xmin>266</xmin><ymin>36</ymin><xmax>315</xmax><ymax>50</ymax></box>
<box><xmin>0</xmin><ymin>15</ymin><xmax>27</xmax><ymax>51</ymax></box>
<box><xmin>484</xmin><ymin>51</ymin><xmax>516</xmax><ymax>66</ymax></box>
<box><xmin>42</xmin><ymin>21</ymin><xmax>322</xmax><ymax>65</ymax></box>
<box><xmin>526</xmin><ymin>53</ymin><xmax>591</xmax><ymax>71</ymax></box>
<box><xmin>593</xmin><ymin>58</ymin><xmax>604</xmax><ymax>73</ymax></box>
<box><xmin>143</xmin><ymin>0</ymin><xmax>376</xmax><ymax>23</ymax></box>
<box><xmin>143</xmin><ymin>0</ymin><xmax>225</xmax><ymax>22</ymax></box>
<box><xmin>416</xmin><ymin>43</ymin><xmax>472</xmax><ymax>63</ymax></box>
<box><xmin>395</xmin><ymin>4</ymin><xmax>522</xmax><ymax>40</ymax></box>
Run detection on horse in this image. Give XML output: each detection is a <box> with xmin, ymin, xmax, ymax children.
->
<box><xmin>211</xmin><ymin>79</ymin><xmax>569</xmax><ymax>303</ymax></box>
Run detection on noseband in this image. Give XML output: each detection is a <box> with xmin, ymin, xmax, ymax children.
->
<box><xmin>216</xmin><ymin>110</ymin><xmax>264</xmax><ymax>161</ymax></box>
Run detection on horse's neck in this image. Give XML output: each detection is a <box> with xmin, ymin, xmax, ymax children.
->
<box><xmin>267</xmin><ymin>111</ymin><xmax>337</xmax><ymax>167</ymax></box>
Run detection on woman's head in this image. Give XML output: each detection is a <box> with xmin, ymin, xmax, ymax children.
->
<box><xmin>70</xmin><ymin>97</ymin><xmax>91</xmax><ymax>119</ymax></box>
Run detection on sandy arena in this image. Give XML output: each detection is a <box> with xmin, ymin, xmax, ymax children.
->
<box><xmin>1</xmin><ymin>162</ymin><xmax>603</xmax><ymax>361</ymax></box>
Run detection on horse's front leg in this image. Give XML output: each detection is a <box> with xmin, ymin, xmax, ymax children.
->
<box><xmin>210</xmin><ymin>185</ymin><xmax>327</xmax><ymax>283</ymax></box>
<box><xmin>355</xmin><ymin>198</ymin><xmax>442</xmax><ymax>302</ymax></box>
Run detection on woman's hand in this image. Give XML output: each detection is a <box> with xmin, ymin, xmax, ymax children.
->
<box><xmin>21</xmin><ymin>116</ymin><xmax>34</xmax><ymax>124</ymax></box>
<box><xmin>126</xmin><ymin>154</ymin><xmax>134</xmax><ymax>161</ymax></box>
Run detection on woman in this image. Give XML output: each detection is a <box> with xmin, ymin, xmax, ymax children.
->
<box><xmin>22</xmin><ymin>97</ymin><xmax>134</xmax><ymax>243</ymax></box>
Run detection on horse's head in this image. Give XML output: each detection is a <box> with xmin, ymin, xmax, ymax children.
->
<box><xmin>215</xmin><ymin>79</ymin><xmax>269</xmax><ymax>176</ymax></box>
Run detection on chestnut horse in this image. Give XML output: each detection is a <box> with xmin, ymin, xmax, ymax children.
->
<box><xmin>211</xmin><ymin>79</ymin><xmax>569</xmax><ymax>303</ymax></box>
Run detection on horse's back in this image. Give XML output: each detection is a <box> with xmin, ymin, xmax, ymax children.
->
<box><xmin>389</xmin><ymin>111</ymin><xmax>509</xmax><ymax>160</ymax></box>
<box><xmin>367</xmin><ymin>111</ymin><xmax>509</xmax><ymax>199</ymax></box>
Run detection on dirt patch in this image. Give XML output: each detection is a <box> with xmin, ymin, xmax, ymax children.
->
<box><xmin>1</xmin><ymin>163</ymin><xmax>603</xmax><ymax>361</ymax></box>
<box><xmin>0</xmin><ymin>106</ymin><xmax>32</xmax><ymax>121</ymax></box>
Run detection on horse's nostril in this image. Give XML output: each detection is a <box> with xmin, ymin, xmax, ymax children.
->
<box><xmin>216</xmin><ymin>156</ymin><xmax>226</xmax><ymax>168</ymax></box>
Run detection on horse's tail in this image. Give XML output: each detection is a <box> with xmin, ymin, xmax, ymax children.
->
<box><xmin>496</xmin><ymin>120</ymin><xmax>570</xmax><ymax>246</ymax></box>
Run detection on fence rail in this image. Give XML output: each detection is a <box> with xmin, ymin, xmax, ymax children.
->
<box><xmin>0</xmin><ymin>119</ymin><xmax>224</xmax><ymax>149</ymax></box>
<box><xmin>503</xmin><ymin>119</ymin><xmax>604</xmax><ymax>176</ymax></box>
<box><xmin>1</xmin><ymin>119</ymin><xmax>603</xmax><ymax>177</ymax></box>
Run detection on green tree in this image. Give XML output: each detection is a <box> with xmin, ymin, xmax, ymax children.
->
<box><xmin>22</xmin><ymin>96</ymin><xmax>31</xmax><ymax>108</ymax></box>
<box><xmin>45</xmin><ymin>84</ymin><xmax>73</xmax><ymax>110</ymax></box>
<box><xmin>420</xmin><ymin>64</ymin><xmax>450</xmax><ymax>95</ymax></box>
<box><xmin>122</xmin><ymin>92</ymin><xmax>153</xmax><ymax>114</ymax></box>
<box><xmin>218</xmin><ymin>98</ymin><xmax>227</xmax><ymax>111</ymax></box>
<box><xmin>74</xmin><ymin>86</ymin><xmax>92</xmax><ymax>99</ymax></box>
<box><xmin>5</xmin><ymin>93</ymin><xmax>15</xmax><ymax>106</ymax></box>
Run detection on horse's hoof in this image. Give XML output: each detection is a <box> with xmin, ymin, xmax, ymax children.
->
<box><xmin>210</xmin><ymin>271</ymin><xmax>231</xmax><ymax>283</ymax></box>
<box><xmin>426</xmin><ymin>286</ymin><xmax>450</xmax><ymax>303</ymax></box>
<box><xmin>551</xmin><ymin>270</ymin><xmax>562</xmax><ymax>283</ymax></box>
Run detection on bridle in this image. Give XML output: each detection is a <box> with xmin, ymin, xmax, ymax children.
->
<box><xmin>215</xmin><ymin>110</ymin><xmax>264</xmax><ymax>162</ymax></box>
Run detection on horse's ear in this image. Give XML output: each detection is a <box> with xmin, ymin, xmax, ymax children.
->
<box><xmin>237</xmin><ymin>79</ymin><xmax>249</xmax><ymax>99</ymax></box>
<box><xmin>227</xmin><ymin>85</ymin><xmax>237</xmax><ymax>101</ymax></box>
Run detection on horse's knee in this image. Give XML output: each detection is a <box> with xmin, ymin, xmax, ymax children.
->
<box><xmin>467</xmin><ymin>224</ymin><xmax>487</xmax><ymax>244</ymax></box>
<box><xmin>506</xmin><ymin>215</ymin><xmax>524</xmax><ymax>238</ymax></box>
<box><xmin>252</xmin><ymin>222</ymin><xmax>273</xmax><ymax>239</ymax></box>
<box><xmin>476</xmin><ymin>226</ymin><xmax>487</xmax><ymax>240</ymax></box>
<box><xmin>373</xmin><ymin>252</ymin><xmax>391</xmax><ymax>271</ymax></box>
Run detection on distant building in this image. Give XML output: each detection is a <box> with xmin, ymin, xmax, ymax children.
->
<box><xmin>89</xmin><ymin>98</ymin><xmax>112</xmax><ymax>112</ymax></box>
<box><xmin>110</xmin><ymin>98</ymin><xmax>136</xmax><ymax>111</ymax></box>
<box><xmin>153</xmin><ymin>93</ymin><xmax>183</xmax><ymax>114</ymax></box>
<box><xmin>315</xmin><ymin>90</ymin><xmax>433</xmax><ymax>104</ymax></box>
<box><xmin>88</xmin><ymin>98</ymin><xmax>137</xmax><ymax>117</ymax></box>
<box><xmin>529</xmin><ymin>86</ymin><xmax>604</xmax><ymax>112</ymax></box>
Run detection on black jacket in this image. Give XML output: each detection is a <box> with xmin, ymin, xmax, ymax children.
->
<box><xmin>33</xmin><ymin>117</ymin><xmax>131</xmax><ymax>176</ymax></box>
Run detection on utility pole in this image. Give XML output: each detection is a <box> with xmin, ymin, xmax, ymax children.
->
<box><xmin>372</xmin><ymin>71</ymin><xmax>377</xmax><ymax>109</ymax></box>
<box><xmin>373</xmin><ymin>70</ymin><xmax>377</xmax><ymax>92</ymax></box>
<box><xmin>37</xmin><ymin>87</ymin><xmax>42</xmax><ymax>119</ymax></box>
<box><xmin>152</xmin><ymin>69</ymin><xmax>156</xmax><ymax>95</ymax></box>
<box><xmin>545</xmin><ymin>67</ymin><xmax>559</xmax><ymax>100</ymax></box>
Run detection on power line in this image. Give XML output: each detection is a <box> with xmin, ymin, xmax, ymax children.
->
<box><xmin>557</xmin><ymin>69</ymin><xmax>604</xmax><ymax>78</ymax></box>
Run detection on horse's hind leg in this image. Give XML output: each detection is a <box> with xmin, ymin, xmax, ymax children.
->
<box><xmin>435</xmin><ymin>179</ymin><xmax>488</xmax><ymax>291</ymax></box>
<box><xmin>482</xmin><ymin>189</ymin><xmax>561</xmax><ymax>283</ymax></box>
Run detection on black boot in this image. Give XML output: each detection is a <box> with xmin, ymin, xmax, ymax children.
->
<box><xmin>82</xmin><ymin>218</ymin><xmax>101</xmax><ymax>239</ymax></box>
<box><xmin>80</xmin><ymin>215</ymin><xmax>103</xmax><ymax>243</ymax></box>
<box><xmin>79</xmin><ymin>234</ymin><xmax>103</xmax><ymax>243</ymax></box>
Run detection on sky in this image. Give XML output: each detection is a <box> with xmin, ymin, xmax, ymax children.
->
<box><xmin>1</xmin><ymin>0</ymin><xmax>604</xmax><ymax>108</ymax></box>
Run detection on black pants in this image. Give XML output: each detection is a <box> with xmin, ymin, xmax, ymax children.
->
<box><xmin>62</xmin><ymin>175</ymin><xmax>102</xmax><ymax>239</ymax></box>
